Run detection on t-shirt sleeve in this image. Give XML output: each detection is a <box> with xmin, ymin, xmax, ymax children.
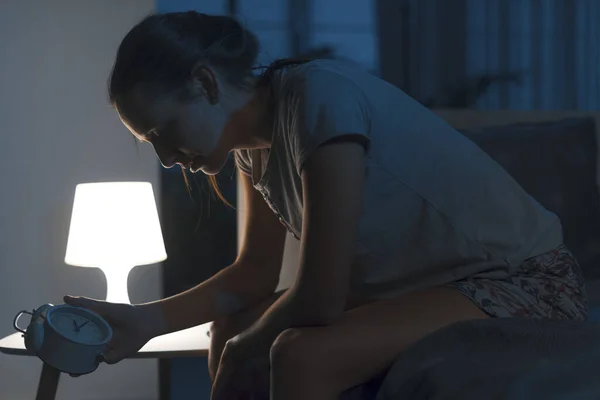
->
<box><xmin>234</xmin><ymin>149</ymin><xmax>252</xmax><ymax>176</ymax></box>
<box><xmin>289</xmin><ymin>70</ymin><xmax>371</xmax><ymax>173</ymax></box>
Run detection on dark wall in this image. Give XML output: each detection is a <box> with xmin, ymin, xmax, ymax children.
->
<box><xmin>159</xmin><ymin>158</ymin><xmax>238</xmax><ymax>400</ymax></box>
<box><xmin>160</xmin><ymin>164</ymin><xmax>238</xmax><ymax>299</ymax></box>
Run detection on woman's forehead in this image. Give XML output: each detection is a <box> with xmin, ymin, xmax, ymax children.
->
<box><xmin>119</xmin><ymin>115</ymin><xmax>146</xmax><ymax>141</ymax></box>
<box><xmin>117</xmin><ymin>90</ymin><xmax>172</xmax><ymax>136</ymax></box>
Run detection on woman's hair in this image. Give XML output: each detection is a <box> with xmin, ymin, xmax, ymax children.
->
<box><xmin>108</xmin><ymin>11</ymin><xmax>310</xmax><ymax>206</ymax></box>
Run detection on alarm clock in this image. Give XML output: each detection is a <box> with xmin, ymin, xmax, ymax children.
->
<box><xmin>13</xmin><ymin>303</ymin><xmax>113</xmax><ymax>376</ymax></box>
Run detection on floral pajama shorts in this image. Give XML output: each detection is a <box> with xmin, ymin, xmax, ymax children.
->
<box><xmin>447</xmin><ymin>244</ymin><xmax>588</xmax><ymax>320</ymax></box>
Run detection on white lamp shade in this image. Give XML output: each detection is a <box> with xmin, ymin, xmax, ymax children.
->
<box><xmin>65</xmin><ymin>182</ymin><xmax>167</xmax><ymax>268</ymax></box>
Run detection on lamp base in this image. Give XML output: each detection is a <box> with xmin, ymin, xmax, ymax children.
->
<box><xmin>98</xmin><ymin>265</ymin><xmax>134</xmax><ymax>304</ymax></box>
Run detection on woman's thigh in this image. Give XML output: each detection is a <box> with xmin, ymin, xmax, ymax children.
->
<box><xmin>269</xmin><ymin>286</ymin><xmax>489</xmax><ymax>397</ymax></box>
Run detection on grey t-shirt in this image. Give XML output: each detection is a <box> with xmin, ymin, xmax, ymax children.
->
<box><xmin>236</xmin><ymin>60</ymin><xmax>562</xmax><ymax>300</ymax></box>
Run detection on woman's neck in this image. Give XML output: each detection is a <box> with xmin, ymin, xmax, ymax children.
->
<box><xmin>231</xmin><ymin>84</ymin><xmax>275</xmax><ymax>150</ymax></box>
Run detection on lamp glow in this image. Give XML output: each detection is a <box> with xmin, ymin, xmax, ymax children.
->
<box><xmin>65</xmin><ymin>182</ymin><xmax>167</xmax><ymax>304</ymax></box>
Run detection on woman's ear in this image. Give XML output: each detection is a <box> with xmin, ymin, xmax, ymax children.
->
<box><xmin>190</xmin><ymin>63</ymin><xmax>219</xmax><ymax>105</ymax></box>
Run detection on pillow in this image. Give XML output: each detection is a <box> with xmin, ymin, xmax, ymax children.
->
<box><xmin>461</xmin><ymin>117</ymin><xmax>600</xmax><ymax>281</ymax></box>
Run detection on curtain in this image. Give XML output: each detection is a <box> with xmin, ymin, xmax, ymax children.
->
<box><xmin>376</xmin><ymin>0</ymin><xmax>600</xmax><ymax>110</ymax></box>
<box><xmin>467</xmin><ymin>0</ymin><xmax>600</xmax><ymax>110</ymax></box>
<box><xmin>376</xmin><ymin>0</ymin><xmax>469</xmax><ymax>105</ymax></box>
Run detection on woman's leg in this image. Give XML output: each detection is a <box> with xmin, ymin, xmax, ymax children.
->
<box><xmin>208</xmin><ymin>290</ymin><xmax>373</xmax><ymax>380</ymax></box>
<box><xmin>269</xmin><ymin>286</ymin><xmax>489</xmax><ymax>400</ymax></box>
<box><xmin>208</xmin><ymin>290</ymin><xmax>284</xmax><ymax>380</ymax></box>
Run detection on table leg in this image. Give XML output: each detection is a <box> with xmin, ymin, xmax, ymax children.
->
<box><xmin>36</xmin><ymin>363</ymin><xmax>60</xmax><ymax>400</ymax></box>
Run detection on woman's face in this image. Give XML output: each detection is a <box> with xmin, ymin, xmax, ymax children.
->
<box><xmin>119</xmin><ymin>87</ymin><xmax>234</xmax><ymax>175</ymax></box>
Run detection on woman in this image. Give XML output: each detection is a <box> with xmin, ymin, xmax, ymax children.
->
<box><xmin>64</xmin><ymin>11</ymin><xmax>587</xmax><ymax>399</ymax></box>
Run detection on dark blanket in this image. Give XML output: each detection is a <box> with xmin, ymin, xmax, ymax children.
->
<box><xmin>371</xmin><ymin>318</ymin><xmax>600</xmax><ymax>400</ymax></box>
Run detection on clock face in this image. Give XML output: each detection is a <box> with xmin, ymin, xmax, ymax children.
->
<box><xmin>47</xmin><ymin>307</ymin><xmax>111</xmax><ymax>345</ymax></box>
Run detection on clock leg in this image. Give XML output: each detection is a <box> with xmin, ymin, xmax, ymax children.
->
<box><xmin>36</xmin><ymin>363</ymin><xmax>60</xmax><ymax>400</ymax></box>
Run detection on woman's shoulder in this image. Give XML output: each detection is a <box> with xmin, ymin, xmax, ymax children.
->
<box><xmin>275</xmin><ymin>59</ymin><xmax>404</xmax><ymax>111</ymax></box>
<box><xmin>272</xmin><ymin>59</ymin><xmax>375</xmax><ymax>110</ymax></box>
<box><xmin>296</xmin><ymin>58</ymin><xmax>366</xmax><ymax>74</ymax></box>
<box><xmin>279</xmin><ymin>59</ymin><xmax>371</xmax><ymax>87</ymax></box>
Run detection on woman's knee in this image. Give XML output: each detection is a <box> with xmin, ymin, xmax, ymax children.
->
<box><xmin>209</xmin><ymin>314</ymin><xmax>245</xmax><ymax>343</ymax></box>
<box><xmin>270</xmin><ymin>328</ymin><xmax>320</xmax><ymax>374</ymax></box>
<box><xmin>210</xmin><ymin>292</ymin><xmax>284</xmax><ymax>342</ymax></box>
<box><xmin>208</xmin><ymin>311</ymin><xmax>264</xmax><ymax>380</ymax></box>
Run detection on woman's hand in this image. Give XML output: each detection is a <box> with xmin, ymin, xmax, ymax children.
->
<box><xmin>63</xmin><ymin>295</ymin><xmax>164</xmax><ymax>364</ymax></box>
<box><xmin>211</xmin><ymin>333</ymin><xmax>271</xmax><ymax>400</ymax></box>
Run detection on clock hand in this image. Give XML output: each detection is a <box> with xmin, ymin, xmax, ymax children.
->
<box><xmin>77</xmin><ymin>321</ymin><xmax>90</xmax><ymax>330</ymax></box>
<box><xmin>73</xmin><ymin>320</ymin><xmax>80</xmax><ymax>332</ymax></box>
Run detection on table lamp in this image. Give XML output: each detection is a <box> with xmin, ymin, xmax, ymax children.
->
<box><xmin>64</xmin><ymin>182</ymin><xmax>167</xmax><ymax>304</ymax></box>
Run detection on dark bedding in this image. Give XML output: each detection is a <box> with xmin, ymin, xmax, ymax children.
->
<box><xmin>375</xmin><ymin>318</ymin><xmax>600</xmax><ymax>399</ymax></box>
<box><xmin>341</xmin><ymin>318</ymin><xmax>600</xmax><ymax>399</ymax></box>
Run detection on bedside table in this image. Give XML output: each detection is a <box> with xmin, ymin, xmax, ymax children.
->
<box><xmin>0</xmin><ymin>323</ymin><xmax>211</xmax><ymax>400</ymax></box>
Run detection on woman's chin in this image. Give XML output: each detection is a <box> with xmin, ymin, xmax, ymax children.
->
<box><xmin>194</xmin><ymin>153</ymin><xmax>229</xmax><ymax>175</ymax></box>
<box><xmin>199</xmin><ymin>168</ymin><xmax>217</xmax><ymax>175</ymax></box>
<box><xmin>197</xmin><ymin>163</ymin><xmax>222</xmax><ymax>176</ymax></box>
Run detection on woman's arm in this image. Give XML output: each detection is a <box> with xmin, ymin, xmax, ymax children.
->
<box><xmin>141</xmin><ymin>171</ymin><xmax>287</xmax><ymax>336</ymax></box>
<box><xmin>240</xmin><ymin>139</ymin><xmax>365</xmax><ymax>344</ymax></box>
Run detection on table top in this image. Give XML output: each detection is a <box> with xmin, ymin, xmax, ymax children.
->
<box><xmin>0</xmin><ymin>323</ymin><xmax>211</xmax><ymax>359</ymax></box>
